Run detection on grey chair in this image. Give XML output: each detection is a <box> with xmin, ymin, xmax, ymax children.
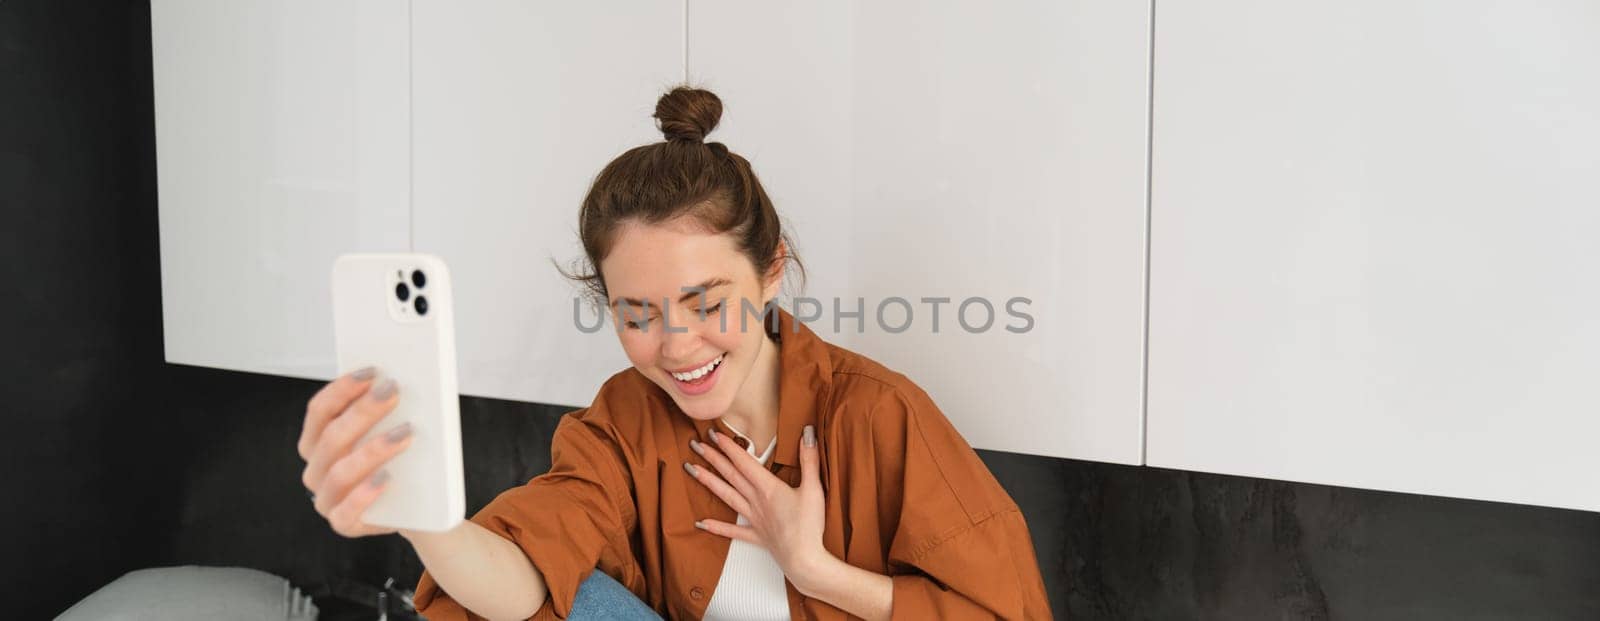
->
<box><xmin>57</xmin><ymin>565</ymin><xmax>318</xmax><ymax>621</ymax></box>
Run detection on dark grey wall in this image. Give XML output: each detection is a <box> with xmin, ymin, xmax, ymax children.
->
<box><xmin>2</xmin><ymin>1</ymin><xmax>169</xmax><ymax>617</ymax></box>
<box><xmin>6</xmin><ymin>1</ymin><xmax>1600</xmax><ymax>619</ymax></box>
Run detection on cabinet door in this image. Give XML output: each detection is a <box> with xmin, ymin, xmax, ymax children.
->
<box><xmin>410</xmin><ymin>1</ymin><xmax>682</xmax><ymax>407</ymax></box>
<box><xmin>153</xmin><ymin>0</ymin><xmax>410</xmax><ymax>380</ymax></box>
<box><xmin>691</xmin><ymin>0</ymin><xmax>1151</xmax><ymax>462</ymax></box>
<box><xmin>1146</xmin><ymin>1</ymin><xmax>1600</xmax><ymax>510</ymax></box>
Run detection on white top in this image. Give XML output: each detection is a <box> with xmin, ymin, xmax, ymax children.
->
<box><xmin>701</xmin><ymin>421</ymin><xmax>791</xmax><ymax>621</ymax></box>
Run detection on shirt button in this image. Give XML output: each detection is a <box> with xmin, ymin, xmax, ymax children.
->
<box><xmin>690</xmin><ymin>586</ymin><xmax>705</xmax><ymax>600</ymax></box>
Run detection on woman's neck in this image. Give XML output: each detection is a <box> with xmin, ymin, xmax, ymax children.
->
<box><xmin>719</xmin><ymin>331</ymin><xmax>781</xmax><ymax>453</ymax></box>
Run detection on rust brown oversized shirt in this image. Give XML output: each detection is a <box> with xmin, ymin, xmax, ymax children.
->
<box><xmin>414</xmin><ymin>307</ymin><xmax>1053</xmax><ymax>620</ymax></box>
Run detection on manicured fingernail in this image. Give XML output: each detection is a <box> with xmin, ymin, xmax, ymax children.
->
<box><xmin>351</xmin><ymin>366</ymin><xmax>376</xmax><ymax>381</ymax></box>
<box><xmin>804</xmin><ymin>425</ymin><xmax>816</xmax><ymax>448</ymax></box>
<box><xmin>689</xmin><ymin>439</ymin><xmax>703</xmax><ymax>455</ymax></box>
<box><xmin>708</xmin><ymin>429</ymin><xmax>719</xmax><ymax>443</ymax></box>
<box><xmin>371</xmin><ymin>378</ymin><xmax>397</xmax><ymax>400</ymax></box>
<box><xmin>683</xmin><ymin>462</ymin><xmax>698</xmax><ymax>477</ymax></box>
<box><xmin>694</xmin><ymin>520</ymin><xmax>706</xmax><ymax>530</ymax></box>
<box><xmin>368</xmin><ymin>469</ymin><xmax>389</xmax><ymax>488</ymax></box>
<box><xmin>385</xmin><ymin>422</ymin><xmax>412</xmax><ymax>444</ymax></box>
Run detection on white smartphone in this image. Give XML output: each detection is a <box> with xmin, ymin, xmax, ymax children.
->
<box><xmin>330</xmin><ymin>252</ymin><xmax>465</xmax><ymax>532</ymax></box>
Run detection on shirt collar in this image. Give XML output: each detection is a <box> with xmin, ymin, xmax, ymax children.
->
<box><xmin>689</xmin><ymin>305</ymin><xmax>831</xmax><ymax>471</ymax></box>
<box><xmin>720</xmin><ymin>421</ymin><xmax>779</xmax><ymax>464</ymax></box>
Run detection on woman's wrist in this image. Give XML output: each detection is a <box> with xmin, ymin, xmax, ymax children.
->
<box><xmin>787</xmin><ymin>551</ymin><xmax>893</xmax><ymax>621</ymax></box>
<box><xmin>789</xmin><ymin>548</ymin><xmax>855</xmax><ymax>599</ymax></box>
<box><xmin>396</xmin><ymin>526</ymin><xmax>433</xmax><ymax>543</ymax></box>
<box><xmin>398</xmin><ymin>521</ymin><xmax>475</xmax><ymax>567</ymax></box>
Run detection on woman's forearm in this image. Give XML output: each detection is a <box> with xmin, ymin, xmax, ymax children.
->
<box><xmin>401</xmin><ymin>521</ymin><xmax>548</xmax><ymax>620</ymax></box>
<box><xmin>793</xmin><ymin>555</ymin><xmax>893</xmax><ymax>621</ymax></box>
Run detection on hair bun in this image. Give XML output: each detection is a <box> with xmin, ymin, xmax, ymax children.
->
<box><xmin>654</xmin><ymin>86</ymin><xmax>722</xmax><ymax>143</ymax></box>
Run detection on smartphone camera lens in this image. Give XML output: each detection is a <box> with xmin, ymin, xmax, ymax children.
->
<box><xmin>411</xmin><ymin>269</ymin><xmax>427</xmax><ymax>289</ymax></box>
<box><xmin>395</xmin><ymin>282</ymin><xmax>410</xmax><ymax>302</ymax></box>
<box><xmin>414</xmin><ymin>295</ymin><xmax>428</xmax><ymax>316</ymax></box>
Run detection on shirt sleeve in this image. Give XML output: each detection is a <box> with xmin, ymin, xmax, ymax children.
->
<box><xmin>412</xmin><ymin>411</ymin><xmax>640</xmax><ymax>621</ymax></box>
<box><xmin>873</xmin><ymin>385</ymin><xmax>1055</xmax><ymax>620</ymax></box>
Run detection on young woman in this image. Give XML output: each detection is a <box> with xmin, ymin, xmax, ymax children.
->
<box><xmin>298</xmin><ymin>87</ymin><xmax>1052</xmax><ymax>620</ymax></box>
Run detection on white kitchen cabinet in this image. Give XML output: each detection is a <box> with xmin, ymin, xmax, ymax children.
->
<box><xmin>153</xmin><ymin>0</ymin><xmax>411</xmax><ymax>380</ymax></box>
<box><xmin>1145</xmin><ymin>0</ymin><xmax>1600</xmax><ymax>510</ymax></box>
<box><xmin>689</xmin><ymin>0</ymin><xmax>1152</xmax><ymax>463</ymax></box>
<box><xmin>152</xmin><ymin>0</ymin><xmax>680</xmax><ymax>406</ymax></box>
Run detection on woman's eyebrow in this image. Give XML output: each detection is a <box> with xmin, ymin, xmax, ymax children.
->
<box><xmin>610</xmin><ymin>277</ymin><xmax>732</xmax><ymax>309</ymax></box>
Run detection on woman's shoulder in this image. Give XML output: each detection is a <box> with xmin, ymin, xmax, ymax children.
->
<box><xmin>818</xmin><ymin>341</ymin><xmax>1020</xmax><ymax>523</ymax></box>
<box><xmin>818</xmin><ymin>341</ymin><xmax>941</xmax><ymax>426</ymax></box>
<box><xmin>556</xmin><ymin>367</ymin><xmax>671</xmax><ymax>445</ymax></box>
<box><xmin>591</xmin><ymin>366</ymin><xmax>668</xmax><ymax>414</ymax></box>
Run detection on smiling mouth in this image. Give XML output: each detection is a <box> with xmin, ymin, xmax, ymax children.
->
<box><xmin>669</xmin><ymin>353</ymin><xmax>725</xmax><ymax>384</ymax></box>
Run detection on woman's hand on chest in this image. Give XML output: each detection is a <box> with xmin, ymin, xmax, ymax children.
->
<box><xmin>683</xmin><ymin>424</ymin><xmax>831</xmax><ymax>580</ymax></box>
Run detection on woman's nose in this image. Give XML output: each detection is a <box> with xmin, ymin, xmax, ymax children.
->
<box><xmin>659</xmin><ymin>321</ymin><xmax>702</xmax><ymax>361</ymax></box>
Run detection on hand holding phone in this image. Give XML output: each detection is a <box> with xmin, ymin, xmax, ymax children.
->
<box><xmin>301</xmin><ymin>253</ymin><xmax>466</xmax><ymax>535</ymax></box>
<box><xmin>298</xmin><ymin>367</ymin><xmax>411</xmax><ymax>537</ymax></box>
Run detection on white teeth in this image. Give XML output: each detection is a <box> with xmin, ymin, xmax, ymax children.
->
<box><xmin>671</xmin><ymin>354</ymin><xmax>724</xmax><ymax>382</ymax></box>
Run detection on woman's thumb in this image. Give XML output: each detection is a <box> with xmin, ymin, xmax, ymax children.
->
<box><xmin>800</xmin><ymin>424</ymin><xmax>819</xmax><ymax>488</ymax></box>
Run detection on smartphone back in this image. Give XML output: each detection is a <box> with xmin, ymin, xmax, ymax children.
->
<box><xmin>330</xmin><ymin>253</ymin><xmax>464</xmax><ymax>532</ymax></box>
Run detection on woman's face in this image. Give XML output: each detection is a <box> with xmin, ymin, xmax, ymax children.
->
<box><xmin>599</xmin><ymin>217</ymin><xmax>782</xmax><ymax>420</ymax></box>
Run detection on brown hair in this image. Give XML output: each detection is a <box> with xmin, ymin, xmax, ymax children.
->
<box><xmin>559</xmin><ymin>86</ymin><xmax>805</xmax><ymax>305</ymax></box>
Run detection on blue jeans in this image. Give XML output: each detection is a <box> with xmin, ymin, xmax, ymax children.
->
<box><xmin>567</xmin><ymin>569</ymin><xmax>663</xmax><ymax>620</ymax></box>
